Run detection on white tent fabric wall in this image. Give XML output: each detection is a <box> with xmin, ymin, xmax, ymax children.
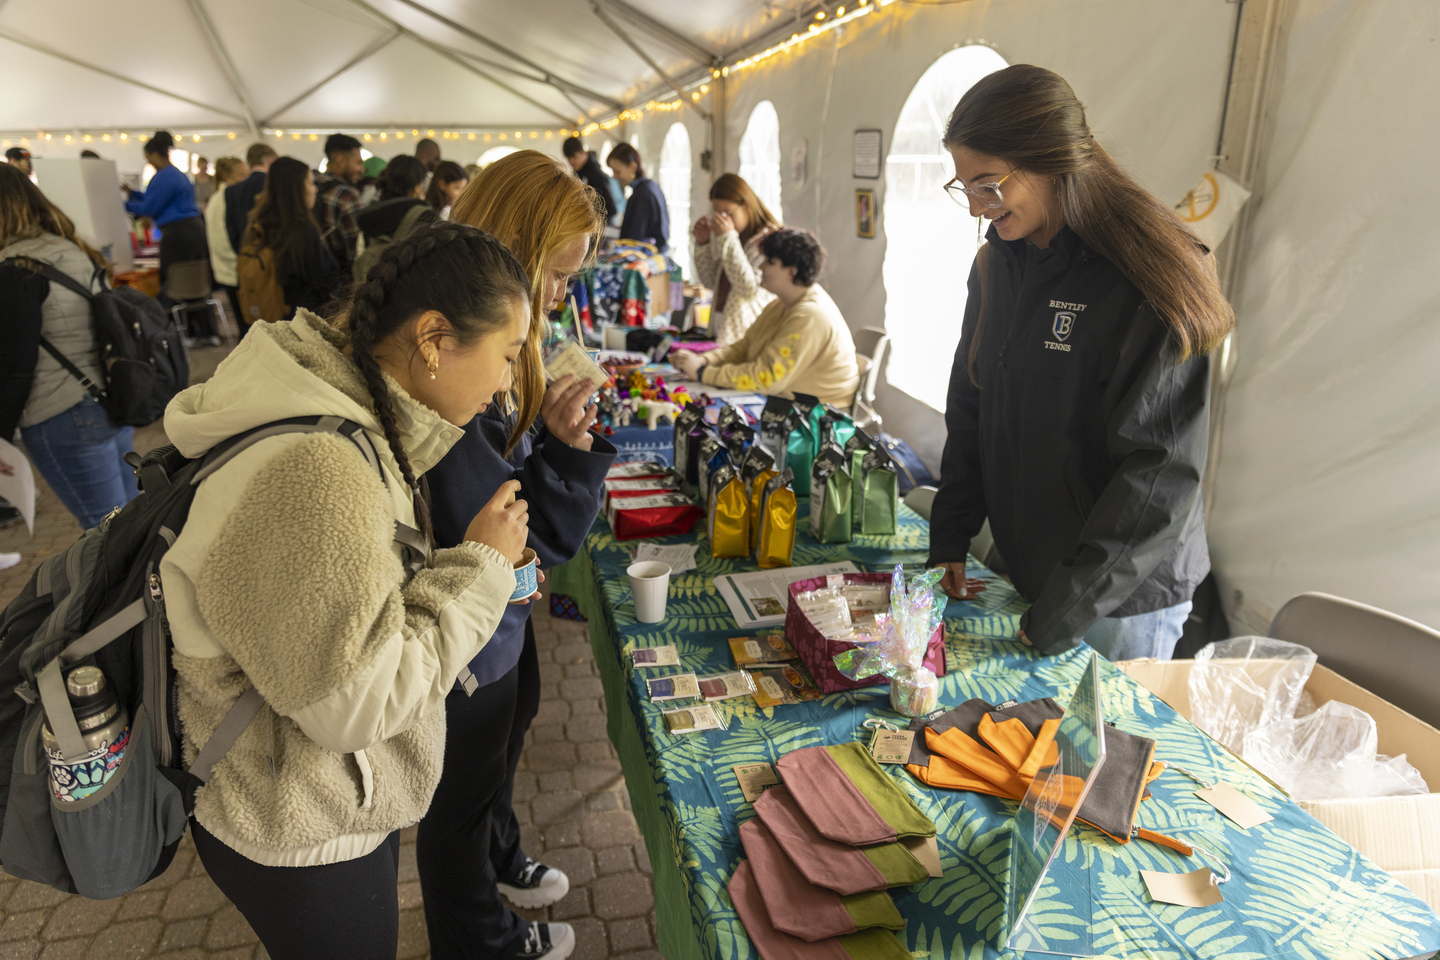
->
<box><xmin>1208</xmin><ymin>0</ymin><xmax>1440</xmax><ymax>634</ymax></box>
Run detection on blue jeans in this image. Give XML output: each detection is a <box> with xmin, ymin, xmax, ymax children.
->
<box><xmin>20</xmin><ymin>398</ymin><xmax>138</xmax><ymax>530</ymax></box>
<box><xmin>1083</xmin><ymin>601</ymin><xmax>1192</xmax><ymax>661</ymax></box>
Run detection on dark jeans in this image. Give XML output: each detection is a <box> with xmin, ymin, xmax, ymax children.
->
<box><xmin>417</xmin><ymin>618</ymin><xmax>542</xmax><ymax>960</ymax></box>
<box><xmin>158</xmin><ymin>216</ymin><xmax>214</xmax><ymax>337</ymax></box>
<box><xmin>193</xmin><ymin>820</ymin><xmax>402</xmax><ymax>960</ymax></box>
<box><xmin>19</xmin><ymin>398</ymin><xmax>138</xmax><ymax>529</ymax></box>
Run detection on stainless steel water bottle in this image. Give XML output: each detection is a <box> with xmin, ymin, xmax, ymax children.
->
<box><xmin>41</xmin><ymin>666</ymin><xmax>131</xmax><ymax>802</ymax></box>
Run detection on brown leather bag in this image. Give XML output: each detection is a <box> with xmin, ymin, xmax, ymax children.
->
<box><xmin>237</xmin><ymin>245</ymin><xmax>288</xmax><ymax>327</ymax></box>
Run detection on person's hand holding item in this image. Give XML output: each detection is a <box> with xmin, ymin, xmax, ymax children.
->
<box><xmin>692</xmin><ymin>215</ymin><xmax>712</xmax><ymax>245</ymax></box>
<box><xmin>464</xmin><ymin>479</ymin><xmax>529</xmax><ymax>564</ymax></box>
<box><xmin>670</xmin><ymin>350</ymin><xmax>705</xmax><ymax>380</ymax></box>
<box><xmin>711</xmin><ymin>211</ymin><xmax>736</xmax><ymax>236</ymax></box>
<box><xmin>938</xmin><ymin>561</ymin><xmax>988</xmax><ymax>600</ymax></box>
<box><xmin>542</xmin><ymin>373</ymin><xmax>597</xmax><ymax>450</ymax></box>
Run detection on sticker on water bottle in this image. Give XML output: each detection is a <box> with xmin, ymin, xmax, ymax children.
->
<box><xmin>46</xmin><ymin>726</ymin><xmax>130</xmax><ymax>802</ymax></box>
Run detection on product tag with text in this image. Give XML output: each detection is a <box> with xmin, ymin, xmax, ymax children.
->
<box><xmin>1195</xmin><ymin>782</ymin><xmax>1273</xmax><ymax>829</ymax></box>
<box><xmin>1141</xmin><ymin>868</ymin><xmax>1223</xmax><ymax>907</ymax></box>
<box><xmin>733</xmin><ymin>763</ymin><xmax>782</xmax><ymax>803</ymax></box>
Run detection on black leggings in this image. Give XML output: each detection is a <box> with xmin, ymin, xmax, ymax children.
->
<box><xmin>192</xmin><ymin>820</ymin><xmax>401</xmax><ymax>960</ymax></box>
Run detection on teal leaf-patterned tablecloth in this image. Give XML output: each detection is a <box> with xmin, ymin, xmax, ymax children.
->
<box><xmin>550</xmin><ymin>503</ymin><xmax>1440</xmax><ymax>960</ymax></box>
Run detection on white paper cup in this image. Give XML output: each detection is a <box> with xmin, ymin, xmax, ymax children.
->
<box><xmin>627</xmin><ymin>561</ymin><xmax>672</xmax><ymax>623</ymax></box>
<box><xmin>604</xmin><ymin>324</ymin><xmax>630</xmax><ymax>350</ymax></box>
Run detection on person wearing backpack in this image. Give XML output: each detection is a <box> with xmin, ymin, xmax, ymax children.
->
<box><xmin>161</xmin><ymin>223</ymin><xmax>536</xmax><ymax>959</ymax></box>
<box><xmin>0</xmin><ymin>163</ymin><xmax>138</xmax><ymax>529</ymax></box>
<box><xmin>237</xmin><ymin>157</ymin><xmax>346</xmax><ymax>327</ymax></box>
<box><xmin>421</xmin><ymin>150</ymin><xmax>610</xmax><ymax>960</ymax></box>
<box><xmin>352</xmin><ymin>155</ymin><xmax>434</xmax><ymax>283</ymax></box>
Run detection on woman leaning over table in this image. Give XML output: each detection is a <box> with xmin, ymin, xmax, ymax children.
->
<box><xmin>691</xmin><ymin>172</ymin><xmax>780</xmax><ymax>346</ymax></box>
<box><xmin>422</xmin><ymin>149</ymin><xmax>614</xmax><ymax>960</ymax></box>
<box><xmin>928</xmin><ymin>64</ymin><xmax>1232</xmax><ymax>661</ymax></box>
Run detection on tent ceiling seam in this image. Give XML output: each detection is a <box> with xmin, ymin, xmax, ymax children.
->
<box><xmin>593</xmin><ymin>0</ymin><xmax>719</xmax><ymax>66</ymax></box>
<box><xmin>260</xmin><ymin>30</ymin><xmax>401</xmax><ymax>126</ymax></box>
<box><xmin>0</xmin><ymin>27</ymin><xmax>247</xmax><ymax>123</ymax></box>
<box><xmin>183</xmin><ymin>0</ymin><xmax>261</xmax><ymax>139</ymax></box>
<box><xmin>590</xmin><ymin>1</ymin><xmax>711</xmax><ymax>123</ymax></box>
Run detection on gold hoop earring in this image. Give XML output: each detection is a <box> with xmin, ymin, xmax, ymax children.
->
<box><xmin>426</xmin><ymin>355</ymin><xmax>439</xmax><ymax>379</ymax></box>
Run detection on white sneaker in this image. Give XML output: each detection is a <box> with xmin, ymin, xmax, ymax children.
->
<box><xmin>497</xmin><ymin>858</ymin><xmax>570</xmax><ymax>909</ymax></box>
<box><xmin>516</xmin><ymin>921</ymin><xmax>574</xmax><ymax>960</ymax></box>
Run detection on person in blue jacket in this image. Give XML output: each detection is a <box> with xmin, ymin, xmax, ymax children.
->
<box><xmin>123</xmin><ymin>130</ymin><xmax>213</xmax><ymax>337</ymax></box>
<box><xmin>422</xmin><ymin>150</ymin><xmax>611</xmax><ymax>960</ymax></box>
<box><xmin>607</xmin><ymin>143</ymin><xmax>670</xmax><ymax>253</ymax></box>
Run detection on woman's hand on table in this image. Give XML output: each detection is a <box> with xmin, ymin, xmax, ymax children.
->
<box><xmin>671</xmin><ymin>350</ymin><xmax>705</xmax><ymax>380</ymax></box>
<box><xmin>938</xmin><ymin>562</ymin><xmax>988</xmax><ymax>600</ymax></box>
<box><xmin>711</xmin><ymin>212</ymin><xmax>736</xmax><ymax>236</ymax></box>
<box><xmin>543</xmin><ymin>373</ymin><xmax>598</xmax><ymax>450</ymax></box>
<box><xmin>692</xmin><ymin>216</ymin><xmax>712</xmax><ymax>245</ymax></box>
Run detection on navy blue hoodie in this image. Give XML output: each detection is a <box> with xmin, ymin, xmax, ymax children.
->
<box><xmin>428</xmin><ymin>405</ymin><xmax>616</xmax><ymax>692</ymax></box>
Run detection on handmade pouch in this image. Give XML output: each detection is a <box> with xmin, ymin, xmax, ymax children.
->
<box><xmin>739</xmin><ymin>818</ymin><xmax>905</xmax><ymax>941</ymax></box>
<box><xmin>729</xmin><ymin>860</ymin><xmax>913</xmax><ymax>960</ymax></box>
<box><xmin>753</xmin><ymin>785</ymin><xmax>928</xmax><ymax>894</ymax></box>
<box><xmin>809</xmin><ymin>445</ymin><xmax>853</xmax><ymax>544</ymax></box>
<box><xmin>708</xmin><ymin>463</ymin><xmax>749</xmax><ymax>559</ymax></box>
<box><xmin>776</xmin><ymin>743</ymin><xmax>934</xmax><ymax>846</ymax></box>
<box><xmin>756</xmin><ymin>470</ymin><xmax>798</xmax><ymax>569</ymax></box>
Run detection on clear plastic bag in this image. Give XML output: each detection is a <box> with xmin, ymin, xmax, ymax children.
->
<box><xmin>1242</xmin><ymin>700</ymin><xmax>1379</xmax><ymax>801</ymax></box>
<box><xmin>832</xmin><ymin>565</ymin><xmax>944</xmax><ymax>717</ymax></box>
<box><xmin>1188</xmin><ymin>637</ymin><xmax>1318</xmax><ymax>754</ymax></box>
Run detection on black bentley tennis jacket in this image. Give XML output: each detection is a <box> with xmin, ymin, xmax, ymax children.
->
<box><xmin>928</xmin><ymin>225</ymin><xmax>1211</xmax><ymax>654</ymax></box>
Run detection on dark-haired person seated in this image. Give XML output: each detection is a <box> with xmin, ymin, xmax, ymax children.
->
<box><xmin>672</xmin><ymin>228</ymin><xmax>859</xmax><ymax>408</ymax></box>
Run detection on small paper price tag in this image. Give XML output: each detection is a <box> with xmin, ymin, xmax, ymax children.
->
<box><xmin>870</xmin><ymin>729</ymin><xmax>915</xmax><ymax>764</ymax></box>
<box><xmin>733</xmin><ymin>763</ymin><xmax>781</xmax><ymax>803</ymax></box>
<box><xmin>826</xmin><ymin>574</ymin><xmax>845</xmax><ymax>589</ymax></box>
<box><xmin>1195</xmin><ymin>782</ymin><xmax>1274</xmax><ymax>829</ymax></box>
<box><xmin>1140</xmin><ymin>867</ymin><xmax>1223</xmax><ymax>907</ymax></box>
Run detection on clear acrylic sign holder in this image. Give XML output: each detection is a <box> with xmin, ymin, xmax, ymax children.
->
<box><xmin>1004</xmin><ymin>651</ymin><xmax>1107</xmax><ymax>956</ymax></box>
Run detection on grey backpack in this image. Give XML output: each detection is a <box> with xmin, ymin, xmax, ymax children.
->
<box><xmin>0</xmin><ymin>416</ymin><xmax>426</xmax><ymax>898</ymax></box>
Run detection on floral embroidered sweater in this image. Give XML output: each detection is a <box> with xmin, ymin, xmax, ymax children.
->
<box><xmin>699</xmin><ymin>283</ymin><xmax>860</xmax><ymax>408</ymax></box>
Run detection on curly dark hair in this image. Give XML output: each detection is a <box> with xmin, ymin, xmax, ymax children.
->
<box><xmin>760</xmin><ymin>228</ymin><xmax>825</xmax><ymax>287</ymax></box>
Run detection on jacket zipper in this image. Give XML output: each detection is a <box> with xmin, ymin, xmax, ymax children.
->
<box><xmin>147</xmin><ymin>568</ymin><xmax>171</xmax><ymax>767</ymax></box>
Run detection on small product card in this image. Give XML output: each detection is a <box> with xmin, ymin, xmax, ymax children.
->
<box><xmin>545</xmin><ymin>339</ymin><xmax>610</xmax><ymax>388</ymax></box>
<box><xmin>1140</xmin><ymin>867</ymin><xmax>1224</xmax><ymax>907</ymax></box>
<box><xmin>729</xmin><ymin>633</ymin><xmax>798</xmax><ymax>667</ymax></box>
<box><xmin>750</xmin><ymin>665</ymin><xmax>822</xmax><ymax>708</ymax></box>
<box><xmin>647</xmin><ymin>673</ymin><xmax>700</xmax><ymax>702</ymax></box>
<box><xmin>869</xmin><ymin>729</ymin><xmax>915</xmax><ymax>764</ymax></box>
<box><xmin>1195</xmin><ymin>782</ymin><xmax>1274</xmax><ymax>829</ymax></box>
<box><xmin>733</xmin><ymin>763</ymin><xmax>782</xmax><ymax>803</ymax></box>
<box><xmin>698</xmin><ymin>671</ymin><xmax>758</xmax><ymax>702</ymax></box>
<box><xmin>664</xmin><ymin>704</ymin><xmax>726</xmax><ymax>735</ymax></box>
<box><xmin>631</xmin><ymin>645</ymin><xmax>680</xmax><ymax>668</ymax></box>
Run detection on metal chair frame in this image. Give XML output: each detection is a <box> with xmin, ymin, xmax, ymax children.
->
<box><xmin>165</xmin><ymin>259</ymin><xmax>235</xmax><ymax>346</ymax></box>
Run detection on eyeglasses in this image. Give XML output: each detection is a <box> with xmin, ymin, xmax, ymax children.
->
<box><xmin>942</xmin><ymin>172</ymin><xmax>1014</xmax><ymax>209</ymax></box>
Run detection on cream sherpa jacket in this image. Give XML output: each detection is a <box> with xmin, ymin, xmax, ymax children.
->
<box><xmin>161</xmin><ymin>310</ymin><xmax>516</xmax><ymax>867</ymax></box>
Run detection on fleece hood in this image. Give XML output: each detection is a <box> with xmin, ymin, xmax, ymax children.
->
<box><xmin>165</xmin><ymin>309</ymin><xmax>463</xmax><ymax>478</ymax></box>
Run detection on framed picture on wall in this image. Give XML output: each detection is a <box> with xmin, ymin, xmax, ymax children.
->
<box><xmin>855</xmin><ymin>189</ymin><xmax>875</xmax><ymax>239</ymax></box>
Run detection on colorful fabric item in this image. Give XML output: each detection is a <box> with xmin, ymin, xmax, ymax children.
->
<box><xmin>776</xmin><ymin>744</ymin><xmax>935</xmax><ymax>846</ymax></box>
<box><xmin>549</xmin><ymin>593</ymin><xmax>586</xmax><ymax>622</ymax></box>
<box><xmin>739</xmin><ymin>818</ymin><xmax>905</xmax><ymax>941</ymax></box>
<box><xmin>753</xmin><ymin>786</ymin><xmax>926</xmax><ymax>895</ymax></box>
<box><xmin>728</xmin><ymin>860</ymin><xmax>913</xmax><ymax>960</ymax></box>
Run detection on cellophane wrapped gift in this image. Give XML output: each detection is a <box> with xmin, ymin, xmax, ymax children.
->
<box><xmin>832</xmin><ymin>565</ymin><xmax>946</xmax><ymax>716</ymax></box>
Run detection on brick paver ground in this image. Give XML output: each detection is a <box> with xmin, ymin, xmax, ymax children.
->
<box><xmin>0</xmin><ymin>343</ymin><xmax>659</xmax><ymax>960</ymax></box>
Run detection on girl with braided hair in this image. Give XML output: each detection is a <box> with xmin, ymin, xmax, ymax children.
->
<box><xmin>160</xmin><ymin>222</ymin><xmax>536</xmax><ymax>959</ymax></box>
<box><xmin>419</xmin><ymin>150</ymin><xmax>610</xmax><ymax>960</ymax></box>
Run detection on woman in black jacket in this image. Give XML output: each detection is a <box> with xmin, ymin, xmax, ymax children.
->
<box><xmin>238</xmin><ymin>157</ymin><xmax>344</xmax><ymax>322</ymax></box>
<box><xmin>928</xmin><ymin>65</ymin><xmax>1234</xmax><ymax>661</ymax></box>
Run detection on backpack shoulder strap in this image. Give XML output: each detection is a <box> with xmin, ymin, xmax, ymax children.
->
<box><xmin>0</xmin><ymin>258</ymin><xmax>109</xmax><ymax>402</ymax></box>
<box><xmin>188</xmin><ymin>687</ymin><xmax>264</xmax><ymax>783</ymax></box>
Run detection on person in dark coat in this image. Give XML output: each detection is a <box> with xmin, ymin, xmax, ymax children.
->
<box><xmin>238</xmin><ymin>157</ymin><xmax>344</xmax><ymax>321</ymax></box>
<box><xmin>927</xmin><ymin>64</ymin><xmax>1235</xmax><ymax>662</ymax></box>
<box><xmin>224</xmin><ymin>143</ymin><xmax>277</xmax><ymax>254</ymax></box>
<box><xmin>563</xmin><ymin>137</ymin><xmax>618</xmax><ymax>222</ymax></box>
<box><xmin>607</xmin><ymin>142</ymin><xmax>669</xmax><ymax>253</ymax></box>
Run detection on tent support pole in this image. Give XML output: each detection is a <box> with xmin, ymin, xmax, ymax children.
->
<box><xmin>184</xmin><ymin>0</ymin><xmax>261</xmax><ymax>140</ymax></box>
<box><xmin>710</xmin><ymin>74</ymin><xmax>727</xmax><ymax>183</ymax></box>
<box><xmin>590</xmin><ymin>2</ymin><xmax>711</xmax><ymax>123</ymax></box>
<box><xmin>262</xmin><ymin>31</ymin><xmax>401</xmax><ymax>127</ymax></box>
<box><xmin>0</xmin><ymin>27</ymin><xmax>246</xmax><ymax>123</ymax></box>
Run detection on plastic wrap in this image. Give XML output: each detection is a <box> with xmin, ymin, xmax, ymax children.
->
<box><xmin>1242</xmin><ymin>701</ymin><xmax>1380</xmax><ymax>801</ymax></box>
<box><xmin>1188</xmin><ymin>637</ymin><xmax>1317</xmax><ymax>754</ymax></box>
<box><xmin>832</xmin><ymin>565</ymin><xmax>946</xmax><ymax>716</ymax></box>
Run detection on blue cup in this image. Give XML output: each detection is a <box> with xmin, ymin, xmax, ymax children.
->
<box><xmin>511</xmin><ymin>548</ymin><xmax>539</xmax><ymax>601</ymax></box>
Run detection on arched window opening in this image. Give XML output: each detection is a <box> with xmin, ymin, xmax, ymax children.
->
<box><xmin>477</xmin><ymin>145</ymin><xmax>520</xmax><ymax>168</ymax></box>
<box><xmin>881</xmin><ymin>45</ymin><xmax>1008</xmax><ymax>411</ymax></box>
<box><xmin>659</xmin><ymin>122</ymin><xmax>693</xmax><ymax>278</ymax></box>
<box><xmin>739</xmin><ymin>101</ymin><xmax>783</xmax><ymax>221</ymax></box>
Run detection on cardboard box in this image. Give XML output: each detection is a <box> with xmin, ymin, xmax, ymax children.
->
<box><xmin>1119</xmin><ymin>658</ymin><xmax>1440</xmax><ymax>910</ymax></box>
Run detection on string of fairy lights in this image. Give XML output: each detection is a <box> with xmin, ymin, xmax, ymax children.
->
<box><xmin>2</xmin><ymin>0</ymin><xmax>895</xmax><ymax>152</ymax></box>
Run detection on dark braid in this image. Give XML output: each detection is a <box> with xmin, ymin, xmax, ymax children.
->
<box><xmin>343</xmin><ymin>221</ymin><xmax>531</xmax><ymax>546</ymax></box>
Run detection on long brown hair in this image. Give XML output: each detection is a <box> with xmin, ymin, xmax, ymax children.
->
<box><xmin>0</xmin><ymin>163</ymin><xmax>111</xmax><ymax>278</ymax></box>
<box><xmin>240</xmin><ymin>156</ymin><xmax>317</xmax><ymax>270</ymax></box>
<box><xmin>449</xmin><ymin>150</ymin><xmax>605</xmax><ymax>456</ymax></box>
<box><xmin>425</xmin><ymin>161</ymin><xmax>468</xmax><ymax>213</ymax></box>
<box><xmin>945</xmin><ymin>64</ymin><xmax>1233</xmax><ymax>380</ymax></box>
<box><xmin>709</xmin><ymin>173</ymin><xmax>781</xmax><ymax>243</ymax></box>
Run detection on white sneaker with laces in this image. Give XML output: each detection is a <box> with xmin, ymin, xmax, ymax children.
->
<box><xmin>516</xmin><ymin>921</ymin><xmax>575</xmax><ymax>960</ymax></box>
<box><xmin>497</xmin><ymin>858</ymin><xmax>570</xmax><ymax>909</ymax></box>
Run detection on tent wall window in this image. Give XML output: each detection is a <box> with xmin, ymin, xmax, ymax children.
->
<box><xmin>738</xmin><ymin>100</ymin><xmax>783</xmax><ymax>222</ymax></box>
<box><xmin>659</xmin><ymin>122</ymin><xmax>693</xmax><ymax>279</ymax></box>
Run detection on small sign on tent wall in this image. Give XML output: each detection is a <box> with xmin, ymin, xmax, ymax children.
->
<box><xmin>853</xmin><ymin>129</ymin><xmax>882</xmax><ymax>179</ymax></box>
<box><xmin>1174</xmin><ymin>169</ymin><xmax>1252</xmax><ymax>250</ymax></box>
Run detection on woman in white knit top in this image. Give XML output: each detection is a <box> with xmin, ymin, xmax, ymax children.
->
<box><xmin>691</xmin><ymin>173</ymin><xmax>780</xmax><ymax>345</ymax></box>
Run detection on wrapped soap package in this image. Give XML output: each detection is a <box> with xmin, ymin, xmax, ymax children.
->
<box><xmin>673</xmin><ymin>402</ymin><xmax>708</xmax><ymax>485</ymax></box>
<box><xmin>697</xmin><ymin>435</ymin><xmax>728</xmax><ymax>507</ymax></box>
<box><xmin>787</xmin><ymin>392</ymin><xmax>821</xmax><ymax>496</ymax></box>
<box><xmin>749</xmin><ymin>663</ymin><xmax>822</xmax><ymax>707</ymax></box>
<box><xmin>832</xmin><ymin>565</ymin><xmax>947</xmax><ymax>715</ymax></box>
<box><xmin>858</xmin><ymin>446</ymin><xmax>899</xmax><ymax>535</ymax></box>
<box><xmin>607</xmin><ymin>461</ymin><xmax>670</xmax><ymax>480</ymax></box>
<box><xmin>707</xmin><ymin>463</ymin><xmax>750</xmax><ymax>559</ymax></box>
<box><xmin>758</xmin><ymin>397</ymin><xmax>794</xmax><ymax>467</ymax></box>
<box><xmin>607</xmin><ymin>491</ymin><xmax>704</xmax><ymax>541</ymax></box>
<box><xmin>604</xmin><ymin>474</ymin><xmax>680</xmax><ymax>513</ymax></box>
<box><xmin>843</xmin><ymin>429</ymin><xmax>873</xmax><ymax>528</ymax></box>
<box><xmin>755</xmin><ymin>469</ymin><xmax>798</xmax><ymax>569</ymax></box>
<box><xmin>785</xmin><ymin>570</ymin><xmax>947</xmax><ymax>694</ymax></box>
<box><xmin>740</xmin><ymin>447</ymin><xmax>779</xmax><ymax>553</ymax></box>
<box><xmin>809</xmin><ymin>444</ymin><xmax>853</xmax><ymax>544</ymax></box>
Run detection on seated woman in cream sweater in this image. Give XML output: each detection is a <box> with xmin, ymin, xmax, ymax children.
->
<box><xmin>672</xmin><ymin>229</ymin><xmax>860</xmax><ymax>408</ymax></box>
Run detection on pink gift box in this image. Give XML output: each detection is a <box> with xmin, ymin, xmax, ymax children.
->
<box><xmin>785</xmin><ymin>572</ymin><xmax>947</xmax><ymax>695</ymax></box>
